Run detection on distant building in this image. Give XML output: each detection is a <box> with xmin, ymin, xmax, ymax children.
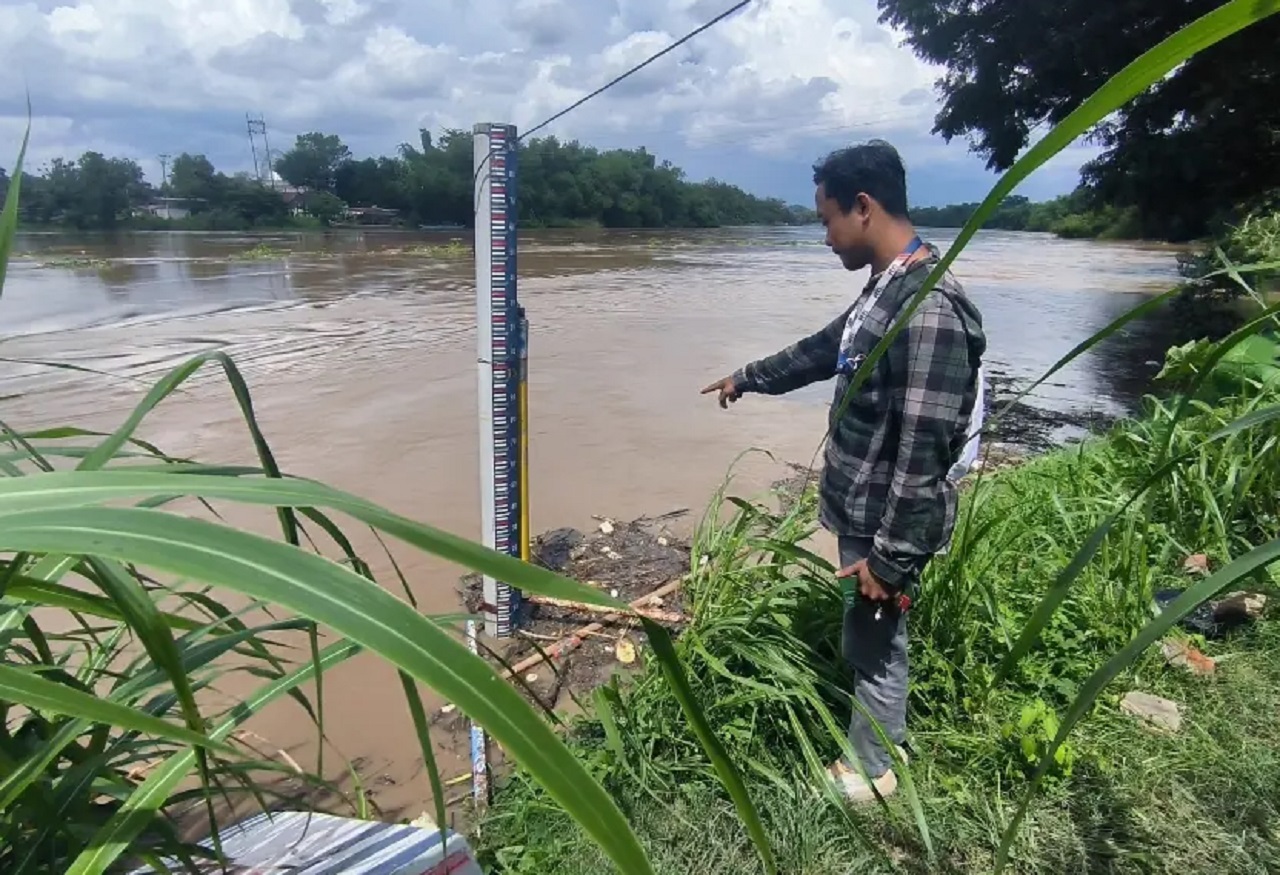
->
<box><xmin>344</xmin><ymin>205</ymin><xmax>400</xmax><ymax>225</ymax></box>
<box><xmin>138</xmin><ymin>197</ymin><xmax>204</xmax><ymax>220</ymax></box>
<box><xmin>277</xmin><ymin>185</ymin><xmax>311</xmax><ymax>215</ymax></box>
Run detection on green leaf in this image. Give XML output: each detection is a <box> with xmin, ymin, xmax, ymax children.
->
<box><xmin>0</xmin><ymin>665</ymin><xmax>233</xmax><ymax>755</ymax></box>
<box><xmin>400</xmin><ymin>671</ymin><xmax>449</xmax><ymax>855</ymax></box>
<box><xmin>0</xmin><ymin>107</ymin><xmax>28</xmax><ymax>294</ymax></box>
<box><xmin>1158</xmin><ymin>300</ymin><xmax>1280</xmax><ymax>461</ymax></box>
<box><xmin>0</xmin><ymin>507</ymin><xmax>656</xmax><ymax>875</ymax></box>
<box><xmin>0</xmin><ymin>469</ymin><xmax>624</xmax><ymax>610</ymax></box>
<box><xmin>76</xmin><ymin>351</ymin><xmax>303</xmax><ymax>547</ymax></box>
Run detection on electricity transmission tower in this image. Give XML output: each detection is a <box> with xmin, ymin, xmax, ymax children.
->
<box><xmin>246</xmin><ymin>114</ymin><xmax>276</xmax><ymax>189</ymax></box>
<box><xmin>158</xmin><ymin>153</ymin><xmax>171</xmax><ymax>189</ymax></box>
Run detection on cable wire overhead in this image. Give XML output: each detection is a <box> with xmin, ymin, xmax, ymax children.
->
<box><xmin>519</xmin><ymin>0</ymin><xmax>753</xmax><ymax>141</ymax></box>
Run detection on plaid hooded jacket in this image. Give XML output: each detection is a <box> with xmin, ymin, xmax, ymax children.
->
<box><xmin>732</xmin><ymin>245</ymin><xmax>986</xmax><ymax>591</ymax></box>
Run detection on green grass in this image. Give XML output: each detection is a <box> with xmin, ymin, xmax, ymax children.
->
<box><xmin>478</xmin><ymin>617</ymin><xmax>1280</xmax><ymax>875</ymax></box>
<box><xmin>476</xmin><ymin>384</ymin><xmax>1280</xmax><ymax>874</ymax></box>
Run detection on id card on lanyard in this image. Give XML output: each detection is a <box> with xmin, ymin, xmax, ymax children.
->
<box><xmin>835</xmin><ymin>236</ymin><xmax>923</xmax><ymax>376</ymax></box>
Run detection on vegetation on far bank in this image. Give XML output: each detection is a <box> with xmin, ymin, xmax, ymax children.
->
<box><xmin>912</xmin><ymin>192</ymin><xmax>1146</xmax><ymax>241</ymax></box>
<box><xmin>0</xmin><ymin>130</ymin><xmax>811</xmax><ymax>234</ymax></box>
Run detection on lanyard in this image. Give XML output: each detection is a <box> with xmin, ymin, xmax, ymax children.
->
<box><xmin>836</xmin><ymin>236</ymin><xmax>923</xmax><ymax>376</ymax></box>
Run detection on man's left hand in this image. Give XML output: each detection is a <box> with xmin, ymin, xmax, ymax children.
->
<box><xmin>837</xmin><ymin>559</ymin><xmax>892</xmax><ymax>601</ymax></box>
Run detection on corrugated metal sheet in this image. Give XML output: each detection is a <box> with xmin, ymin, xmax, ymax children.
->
<box><xmin>129</xmin><ymin>811</ymin><xmax>484</xmax><ymax>875</ymax></box>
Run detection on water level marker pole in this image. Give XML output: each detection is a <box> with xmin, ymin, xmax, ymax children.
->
<box><xmin>471</xmin><ymin>121</ymin><xmax>522</xmax><ymax>807</ymax></box>
<box><xmin>473</xmin><ymin>121</ymin><xmax>522</xmax><ymax>638</ymax></box>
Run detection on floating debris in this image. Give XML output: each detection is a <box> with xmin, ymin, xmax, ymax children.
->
<box><xmin>37</xmin><ymin>255</ymin><xmax>111</xmax><ymax>270</ymax></box>
<box><xmin>404</xmin><ymin>240</ymin><xmax>469</xmax><ymax>258</ymax></box>
<box><xmin>231</xmin><ymin>242</ymin><xmax>289</xmax><ymax>261</ymax></box>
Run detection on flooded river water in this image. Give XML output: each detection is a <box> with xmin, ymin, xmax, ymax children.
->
<box><xmin>0</xmin><ymin>226</ymin><xmax>1184</xmax><ymax>818</ymax></box>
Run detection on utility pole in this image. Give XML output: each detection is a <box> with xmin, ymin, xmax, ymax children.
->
<box><xmin>158</xmin><ymin>153</ymin><xmax>171</xmax><ymax>191</ymax></box>
<box><xmin>246</xmin><ymin>114</ymin><xmax>275</xmax><ymax>189</ymax></box>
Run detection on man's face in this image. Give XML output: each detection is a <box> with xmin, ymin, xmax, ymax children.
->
<box><xmin>815</xmin><ymin>183</ymin><xmax>869</xmax><ymax>272</ymax></box>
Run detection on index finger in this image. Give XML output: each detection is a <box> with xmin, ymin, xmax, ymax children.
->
<box><xmin>700</xmin><ymin>381</ymin><xmax>722</xmax><ymax>395</ymax></box>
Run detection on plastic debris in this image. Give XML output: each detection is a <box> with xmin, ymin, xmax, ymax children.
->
<box><xmin>615</xmin><ymin>639</ymin><xmax>637</xmax><ymax>664</ymax></box>
<box><xmin>1156</xmin><ymin>588</ymin><xmax>1265</xmax><ymax>639</ymax></box>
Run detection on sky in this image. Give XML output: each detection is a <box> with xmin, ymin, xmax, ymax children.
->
<box><xmin>0</xmin><ymin>0</ymin><xmax>1100</xmax><ymax>207</ymax></box>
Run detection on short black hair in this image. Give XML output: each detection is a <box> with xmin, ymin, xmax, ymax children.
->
<box><xmin>812</xmin><ymin>140</ymin><xmax>909</xmax><ymax>219</ymax></box>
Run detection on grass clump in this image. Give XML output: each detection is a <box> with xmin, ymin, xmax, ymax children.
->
<box><xmin>36</xmin><ymin>254</ymin><xmax>111</xmax><ymax>270</ymax></box>
<box><xmin>476</xmin><ymin>368</ymin><xmax>1280</xmax><ymax>874</ymax></box>
<box><xmin>405</xmin><ymin>240</ymin><xmax>469</xmax><ymax>258</ymax></box>
<box><xmin>230</xmin><ymin>242</ymin><xmax>290</xmax><ymax>261</ymax></box>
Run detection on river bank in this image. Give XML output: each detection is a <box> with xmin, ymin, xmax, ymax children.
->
<box><xmin>471</xmin><ymin>376</ymin><xmax>1280</xmax><ymax>874</ymax></box>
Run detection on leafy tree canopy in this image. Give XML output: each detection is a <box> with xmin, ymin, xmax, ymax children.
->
<box><xmin>879</xmin><ymin>0</ymin><xmax>1280</xmax><ymax>240</ymax></box>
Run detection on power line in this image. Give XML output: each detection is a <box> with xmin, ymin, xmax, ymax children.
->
<box><xmin>473</xmin><ymin>0</ymin><xmax>753</xmax><ymax>201</ymax></box>
<box><xmin>519</xmin><ymin>0</ymin><xmax>753</xmax><ymax>142</ymax></box>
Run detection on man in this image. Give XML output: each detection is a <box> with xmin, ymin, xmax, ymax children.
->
<box><xmin>701</xmin><ymin>140</ymin><xmax>986</xmax><ymax>803</ymax></box>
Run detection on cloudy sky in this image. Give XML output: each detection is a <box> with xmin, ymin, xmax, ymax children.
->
<box><xmin>0</xmin><ymin>0</ymin><xmax>1097</xmax><ymax>206</ymax></box>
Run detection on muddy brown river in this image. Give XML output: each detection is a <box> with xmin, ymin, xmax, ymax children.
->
<box><xmin>0</xmin><ymin>226</ymin><xmax>1184</xmax><ymax>819</ymax></box>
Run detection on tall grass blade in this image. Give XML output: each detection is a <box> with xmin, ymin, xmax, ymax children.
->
<box><xmin>400</xmin><ymin>672</ymin><xmax>449</xmax><ymax>851</ymax></box>
<box><xmin>0</xmin><ymin>469</ymin><xmax>624</xmax><ymax>609</ymax></box>
<box><xmin>995</xmin><ymin>402</ymin><xmax>1280</xmax><ymax>683</ymax></box>
<box><xmin>0</xmin><ymin>113</ymin><xmax>28</xmax><ymax>294</ymax></box>
<box><xmin>0</xmin><ymin>507</ymin><xmax>657</xmax><ymax>875</ymax></box>
<box><xmin>641</xmin><ymin>617</ymin><xmax>777</xmax><ymax>875</ymax></box>
<box><xmin>0</xmin><ymin>665</ymin><xmax>233</xmax><ymax>754</ymax></box>
<box><xmin>1158</xmin><ymin>302</ymin><xmax>1280</xmax><ymax>461</ymax></box>
<box><xmin>994</xmin><ymin>538</ymin><xmax>1280</xmax><ymax>871</ymax></box>
<box><xmin>77</xmin><ymin>352</ymin><xmax>302</xmax><ymax>546</ymax></box>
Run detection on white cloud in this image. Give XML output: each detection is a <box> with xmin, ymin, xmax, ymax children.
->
<box><xmin>0</xmin><ymin>0</ymin><xmax>1089</xmax><ymax>202</ymax></box>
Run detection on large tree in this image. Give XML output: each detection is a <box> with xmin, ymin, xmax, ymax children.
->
<box><xmin>274</xmin><ymin>132</ymin><xmax>352</xmax><ymax>193</ymax></box>
<box><xmin>878</xmin><ymin>0</ymin><xmax>1280</xmax><ymax>240</ymax></box>
<box><xmin>166</xmin><ymin>153</ymin><xmax>220</xmax><ymax>202</ymax></box>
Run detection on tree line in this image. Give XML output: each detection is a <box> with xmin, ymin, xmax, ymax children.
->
<box><xmin>0</xmin><ymin>129</ymin><xmax>811</xmax><ymax>232</ymax></box>
<box><xmin>910</xmin><ymin>193</ymin><xmax>1143</xmax><ymax>239</ymax></box>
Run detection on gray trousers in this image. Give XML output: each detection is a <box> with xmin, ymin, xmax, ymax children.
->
<box><xmin>838</xmin><ymin>536</ymin><xmax>910</xmax><ymax>778</ymax></box>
